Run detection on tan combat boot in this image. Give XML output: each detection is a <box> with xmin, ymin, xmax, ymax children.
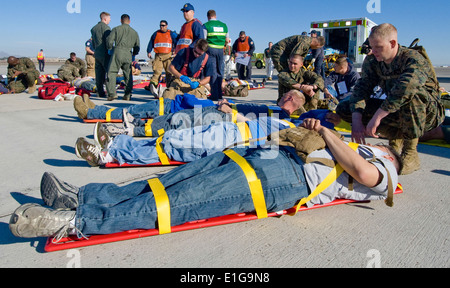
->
<box><xmin>400</xmin><ymin>138</ymin><xmax>420</xmax><ymax>175</ymax></box>
<box><xmin>73</xmin><ymin>96</ymin><xmax>89</xmax><ymax>119</ymax></box>
<box><xmin>27</xmin><ymin>83</ymin><xmax>36</xmax><ymax>94</ymax></box>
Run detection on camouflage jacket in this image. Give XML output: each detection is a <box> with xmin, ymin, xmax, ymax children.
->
<box><xmin>65</xmin><ymin>57</ymin><xmax>86</xmax><ymax>69</ymax></box>
<box><xmin>7</xmin><ymin>57</ymin><xmax>38</xmax><ymax>81</ymax></box>
<box><xmin>271</xmin><ymin>35</ymin><xmax>312</xmax><ymax>70</ymax></box>
<box><xmin>350</xmin><ymin>45</ymin><xmax>440</xmax><ymax>114</ymax></box>
<box><xmin>278</xmin><ymin>68</ymin><xmax>324</xmax><ymax>94</ymax></box>
<box><xmin>91</xmin><ymin>21</ymin><xmax>111</xmax><ymax>59</ymax></box>
<box><xmin>107</xmin><ymin>24</ymin><xmax>140</xmax><ymax>56</ymax></box>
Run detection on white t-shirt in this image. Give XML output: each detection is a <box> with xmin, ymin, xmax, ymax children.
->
<box><xmin>303</xmin><ymin>144</ymin><xmax>398</xmax><ymax>207</ymax></box>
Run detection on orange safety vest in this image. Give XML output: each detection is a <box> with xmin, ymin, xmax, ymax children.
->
<box><xmin>175</xmin><ymin>18</ymin><xmax>201</xmax><ymax>54</ymax></box>
<box><xmin>37</xmin><ymin>52</ymin><xmax>44</xmax><ymax>60</ymax></box>
<box><xmin>237</xmin><ymin>36</ymin><xmax>250</xmax><ymax>52</ymax></box>
<box><xmin>154</xmin><ymin>30</ymin><xmax>173</xmax><ymax>54</ymax></box>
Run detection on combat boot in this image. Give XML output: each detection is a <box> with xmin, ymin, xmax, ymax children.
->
<box><xmin>400</xmin><ymin>138</ymin><xmax>420</xmax><ymax>175</ymax></box>
<box><xmin>27</xmin><ymin>83</ymin><xmax>36</xmax><ymax>94</ymax></box>
<box><xmin>73</xmin><ymin>95</ymin><xmax>89</xmax><ymax>119</ymax></box>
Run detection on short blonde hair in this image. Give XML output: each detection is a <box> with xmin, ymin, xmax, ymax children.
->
<box><xmin>369</xmin><ymin>23</ymin><xmax>398</xmax><ymax>40</ymax></box>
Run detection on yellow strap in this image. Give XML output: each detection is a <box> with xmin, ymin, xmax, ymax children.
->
<box><xmin>147</xmin><ymin>178</ymin><xmax>171</xmax><ymax>234</ymax></box>
<box><xmin>159</xmin><ymin>98</ymin><xmax>164</xmax><ymax>116</ymax></box>
<box><xmin>105</xmin><ymin>108</ymin><xmax>115</xmax><ymax>123</ymax></box>
<box><xmin>290</xmin><ymin>142</ymin><xmax>359</xmax><ymax>216</ymax></box>
<box><xmin>281</xmin><ymin>119</ymin><xmax>296</xmax><ymax>128</ymax></box>
<box><xmin>268</xmin><ymin>109</ymin><xmax>273</xmax><ymax>117</ymax></box>
<box><xmin>155</xmin><ymin>129</ymin><xmax>170</xmax><ymax>165</ymax></box>
<box><xmin>236</xmin><ymin>122</ymin><xmax>252</xmax><ymax>146</ymax></box>
<box><xmin>231</xmin><ymin>104</ymin><xmax>238</xmax><ymax>123</ymax></box>
<box><xmin>145</xmin><ymin>119</ymin><xmax>154</xmax><ymax>137</ymax></box>
<box><xmin>223</xmin><ymin>150</ymin><xmax>268</xmax><ymax>219</ymax></box>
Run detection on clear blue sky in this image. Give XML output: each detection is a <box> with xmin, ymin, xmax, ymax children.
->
<box><xmin>1</xmin><ymin>0</ymin><xmax>449</xmax><ymax>65</ymax></box>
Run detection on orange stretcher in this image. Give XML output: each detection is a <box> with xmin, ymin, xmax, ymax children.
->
<box><xmin>103</xmin><ymin>161</ymin><xmax>186</xmax><ymax>168</ymax></box>
<box><xmin>44</xmin><ymin>185</ymin><xmax>403</xmax><ymax>252</ymax></box>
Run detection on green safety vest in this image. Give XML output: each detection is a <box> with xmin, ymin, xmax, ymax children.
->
<box><xmin>204</xmin><ymin>20</ymin><xmax>228</xmax><ymax>49</ymax></box>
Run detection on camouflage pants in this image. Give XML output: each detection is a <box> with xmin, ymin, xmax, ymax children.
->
<box><xmin>336</xmin><ymin>96</ymin><xmax>445</xmax><ymax>139</ymax></box>
<box><xmin>8</xmin><ymin>71</ymin><xmax>39</xmax><ymax>93</ymax></box>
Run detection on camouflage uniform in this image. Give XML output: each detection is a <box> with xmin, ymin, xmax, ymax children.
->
<box><xmin>106</xmin><ymin>23</ymin><xmax>140</xmax><ymax>100</ymax></box>
<box><xmin>278</xmin><ymin>68</ymin><xmax>324</xmax><ymax>111</ymax></box>
<box><xmin>91</xmin><ymin>21</ymin><xmax>111</xmax><ymax>97</ymax></box>
<box><xmin>270</xmin><ymin>35</ymin><xmax>312</xmax><ymax>72</ymax></box>
<box><xmin>7</xmin><ymin>57</ymin><xmax>39</xmax><ymax>93</ymax></box>
<box><xmin>57</xmin><ymin>64</ymin><xmax>80</xmax><ymax>82</ymax></box>
<box><xmin>65</xmin><ymin>57</ymin><xmax>87</xmax><ymax>78</ymax></box>
<box><xmin>336</xmin><ymin>45</ymin><xmax>444</xmax><ymax>140</ymax></box>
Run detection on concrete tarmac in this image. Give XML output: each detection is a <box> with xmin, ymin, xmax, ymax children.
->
<box><xmin>0</xmin><ymin>64</ymin><xmax>449</xmax><ymax>268</ymax></box>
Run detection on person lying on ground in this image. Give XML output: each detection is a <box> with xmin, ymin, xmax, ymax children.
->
<box><xmin>85</xmin><ymin>90</ymin><xmax>307</xmax><ymax>138</ymax></box>
<box><xmin>75</xmin><ymin>115</ymin><xmax>300</xmax><ymax>167</ymax></box>
<box><xmin>9</xmin><ymin>118</ymin><xmax>402</xmax><ymax>240</ymax></box>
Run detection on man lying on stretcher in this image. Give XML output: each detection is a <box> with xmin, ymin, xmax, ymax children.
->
<box><xmin>9</xmin><ymin>118</ymin><xmax>403</xmax><ymax>240</ymax></box>
<box><xmin>73</xmin><ymin>89</ymin><xmax>305</xmax><ymax>123</ymax></box>
<box><xmin>84</xmin><ymin>90</ymin><xmax>308</xmax><ymax>138</ymax></box>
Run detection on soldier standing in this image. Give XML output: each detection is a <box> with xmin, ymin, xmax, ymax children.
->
<box><xmin>105</xmin><ymin>14</ymin><xmax>140</xmax><ymax>101</ymax></box>
<box><xmin>336</xmin><ymin>23</ymin><xmax>445</xmax><ymax>175</ymax></box>
<box><xmin>91</xmin><ymin>12</ymin><xmax>111</xmax><ymax>98</ymax></box>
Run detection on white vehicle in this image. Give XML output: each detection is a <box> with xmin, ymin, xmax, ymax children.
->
<box><xmin>310</xmin><ymin>17</ymin><xmax>377</xmax><ymax>68</ymax></box>
<box><xmin>137</xmin><ymin>59</ymin><xmax>149</xmax><ymax>67</ymax></box>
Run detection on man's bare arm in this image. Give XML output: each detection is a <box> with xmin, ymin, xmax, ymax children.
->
<box><xmin>302</xmin><ymin>118</ymin><xmax>382</xmax><ymax>187</ymax></box>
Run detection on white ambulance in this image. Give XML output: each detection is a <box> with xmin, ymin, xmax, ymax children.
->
<box><xmin>310</xmin><ymin>17</ymin><xmax>377</xmax><ymax>68</ymax></box>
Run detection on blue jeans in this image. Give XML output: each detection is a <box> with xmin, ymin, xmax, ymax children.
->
<box><xmin>109</xmin><ymin>122</ymin><xmax>242</xmax><ymax>165</ymax></box>
<box><xmin>87</xmin><ymin>99</ymin><xmax>173</xmax><ymax>120</ymax></box>
<box><xmin>75</xmin><ymin>146</ymin><xmax>309</xmax><ymax>236</ymax></box>
<box><xmin>207</xmin><ymin>47</ymin><xmax>224</xmax><ymax>100</ymax></box>
<box><xmin>109</xmin><ymin>117</ymin><xmax>291</xmax><ymax>165</ymax></box>
<box><xmin>134</xmin><ymin>106</ymin><xmax>230</xmax><ymax>137</ymax></box>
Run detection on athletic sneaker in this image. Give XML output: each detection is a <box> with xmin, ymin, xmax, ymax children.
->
<box><xmin>75</xmin><ymin>137</ymin><xmax>102</xmax><ymax>167</ymax></box>
<box><xmin>122</xmin><ymin>109</ymin><xmax>136</xmax><ymax>136</ymax></box>
<box><xmin>103</xmin><ymin>123</ymin><xmax>128</xmax><ymax>136</ymax></box>
<box><xmin>94</xmin><ymin>122</ymin><xmax>112</xmax><ymax>149</ymax></box>
<box><xmin>157</xmin><ymin>85</ymin><xmax>167</xmax><ymax>98</ymax></box>
<box><xmin>150</xmin><ymin>83</ymin><xmax>158</xmax><ymax>98</ymax></box>
<box><xmin>9</xmin><ymin>203</ymin><xmax>76</xmax><ymax>239</ymax></box>
<box><xmin>40</xmin><ymin>172</ymin><xmax>79</xmax><ymax>210</ymax></box>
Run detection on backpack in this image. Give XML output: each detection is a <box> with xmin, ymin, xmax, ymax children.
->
<box><xmin>38</xmin><ymin>79</ymin><xmax>71</xmax><ymax>100</ymax></box>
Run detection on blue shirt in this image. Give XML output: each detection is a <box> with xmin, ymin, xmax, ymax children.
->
<box><xmin>171</xmin><ymin>47</ymin><xmax>214</xmax><ymax>78</ymax></box>
<box><xmin>170</xmin><ymin>93</ymin><xmax>215</xmax><ymax>113</ymax></box>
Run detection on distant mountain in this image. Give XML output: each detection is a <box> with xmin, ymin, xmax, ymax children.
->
<box><xmin>0</xmin><ymin>51</ymin><xmax>10</xmax><ymax>58</ymax></box>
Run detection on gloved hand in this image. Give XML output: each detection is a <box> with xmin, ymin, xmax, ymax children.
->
<box><xmin>180</xmin><ymin>75</ymin><xmax>191</xmax><ymax>84</ymax></box>
<box><xmin>190</xmin><ymin>81</ymin><xmax>200</xmax><ymax>89</ymax></box>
